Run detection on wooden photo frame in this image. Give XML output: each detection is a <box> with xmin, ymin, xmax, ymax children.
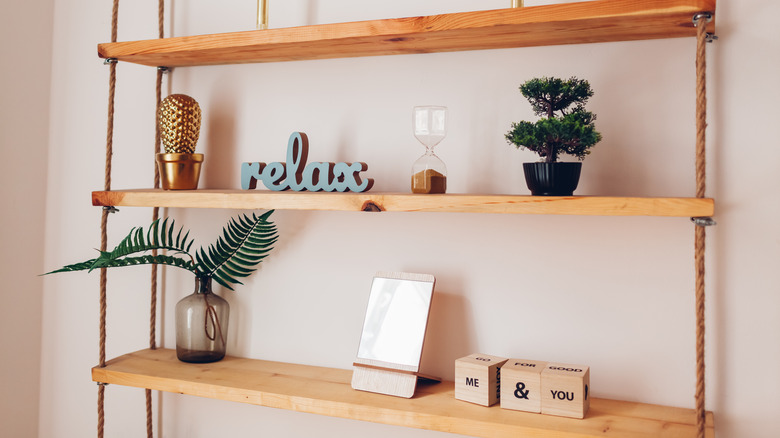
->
<box><xmin>351</xmin><ymin>272</ymin><xmax>439</xmax><ymax>398</ymax></box>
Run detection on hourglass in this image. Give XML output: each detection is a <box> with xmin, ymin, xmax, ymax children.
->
<box><xmin>411</xmin><ymin>106</ymin><xmax>448</xmax><ymax>194</ymax></box>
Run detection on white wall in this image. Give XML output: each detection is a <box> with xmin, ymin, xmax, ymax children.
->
<box><xmin>0</xmin><ymin>0</ymin><xmax>54</xmax><ymax>436</ymax></box>
<box><xmin>37</xmin><ymin>0</ymin><xmax>780</xmax><ymax>437</ymax></box>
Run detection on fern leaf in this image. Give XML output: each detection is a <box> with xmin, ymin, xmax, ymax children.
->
<box><xmin>45</xmin><ymin>212</ymin><xmax>276</xmax><ymax>288</ymax></box>
<box><xmin>212</xmin><ymin>273</ymin><xmax>240</xmax><ymax>290</ymax></box>
<box><xmin>197</xmin><ymin>247</ymin><xmax>216</xmax><ymax>272</ymax></box>
<box><xmin>195</xmin><ymin>211</ymin><xmax>277</xmax><ymax>290</ymax></box>
<box><xmin>106</xmin><ymin>217</ymin><xmax>195</xmax><ymax>261</ymax></box>
<box><xmin>91</xmin><ymin>254</ymin><xmax>197</xmax><ymax>272</ymax></box>
<box><xmin>45</xmin><ymin>258</ymin><xmax>100</xmax><ymax>275</ymax></box>
<box><xmin>44</xmin><ymin>253</ymin><xmax>197</xmax><ymax>276</ymax></box>
<box><xmin>46</xmin><ymin>217</ymin><xmax>199</xmax><ymax>277</ymax></box>
<box><xmin>150</xmin><ymin>219</ymin><xmax>160</xmax><ymax>246</ymax></box>
<box><xmin>167</xmin><ymin>218</ymin><xmax>175</xmax><ymax>246</ymax></box>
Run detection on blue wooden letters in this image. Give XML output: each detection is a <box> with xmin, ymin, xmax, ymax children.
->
<box><xmin>241</xmin><ymin>132</ymin><xmax>373</xmax><ymax>192</ymax></box>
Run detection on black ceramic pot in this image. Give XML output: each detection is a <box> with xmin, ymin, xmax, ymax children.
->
<box><xmin>523</xmin><ymin>162</ymin><xmax>582</xmax><ymax>196</ymax></box>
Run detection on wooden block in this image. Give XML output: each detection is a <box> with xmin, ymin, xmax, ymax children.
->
<box><xmin>541</xmin><ymin>362</ymin><xmax>590</xmax><ymax>419</ymax></box>
<box><xmin>500</xmin><ymin>359</ymin><xmax>547</xmax><ymax>413</ymax></box>
<box><xmin>455</xmin><ymin>354</ymin><xmax>507</xmax><ymax>406</ymax></box>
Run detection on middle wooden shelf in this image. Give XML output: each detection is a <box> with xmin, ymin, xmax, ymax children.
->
<box><xmin>92</xmin><ymin>189</ymin><xmax>714</xmax><ymax>217</ymax></box>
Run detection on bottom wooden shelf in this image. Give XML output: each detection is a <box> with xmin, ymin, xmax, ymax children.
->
<box><xmin>93</xmin><ymin>349</ymin><xmax>713</xmax><ymax>437</ymax></box>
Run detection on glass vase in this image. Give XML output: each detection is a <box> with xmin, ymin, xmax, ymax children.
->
<box><xmin>175</xmin><ymin>277</ymin><xmax>230</xmax><ymax>363</ymax></box>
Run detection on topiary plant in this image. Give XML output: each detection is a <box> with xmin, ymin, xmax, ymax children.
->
<box><xmin>505</xmin><ymin>76</ymin><xmax>602</xmax><ymax>163</ymax></box>
<box><xmin>46</xmin><ymin>210</ymin><xmax>277</xmax><ymax>290</ymax></box>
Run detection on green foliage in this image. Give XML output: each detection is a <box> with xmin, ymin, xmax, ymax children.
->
<box><xmin>519</xmin><ymin>77</ymin><xmax>594</xmax><ymax>118</ymax></box>
<box><xmin>195</xmin><ymin>212</ymin><xmax>278</xmax><ymax>290</ymax></box>
<box><xmin>47</xmin><ymin>217</ymin><xmax>198</xmax><ymax>275</ymax></box>
<box><xmin>46</xmin><ymin>211</ymin><xmax>278</xmax><ymax>291</ymax></box>
<box><xmin>506</xmin><ymin>77</ymin><xmax>602</xmax><ymax>163</ymax></box>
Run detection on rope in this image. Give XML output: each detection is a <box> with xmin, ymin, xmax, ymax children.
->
<box><xmin>99</xmin><ymin>210</ymin><xmax>109</xmax><ymax>369</ymax></box>
<box><xmin>97</xmin><ymin>384</ymin><xmax>105</xmax><ymax>438</ymax></box>
<box><xmin>98</xmin><ymin>0</ymin><xmax>120</xmax><ymax>436</ymax></box>
<box><xmin>696</xmin><ymin>20</ymin><xmax>707</xmax><ymax>198</ymax></box>
<box><xmin>694</xmin><ymin>16</ymin><xmax>709</xmax><ymax>438</ymax></box>
<box><xmin>203</xmin><ymin>292</ymin><xmax>227</xmax><ymax>346</ymax></box>
<box><xmin>158</xmin><ymin>0</ymin><xmax>164</xmax><ymax>41</ymax></box>
<box><xmin>146</xmin><ymin>1</ymin><xmax>166</xmax><ymax>437</ymax></box>
<box><xmin>151</xmin><ymin>0</ymin><xmax>165</xmax><ymax>349</ymax></box>
<box><xmin>694</xmin><ymin>226</ymin><xmax>706</xmax><ymax>437</ymax></box>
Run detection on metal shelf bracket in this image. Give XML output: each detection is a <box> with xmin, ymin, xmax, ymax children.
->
<box><xmin>691</xmin><ymin>216</ymin><xmax>716</xmax><ymax>227</ymax></box>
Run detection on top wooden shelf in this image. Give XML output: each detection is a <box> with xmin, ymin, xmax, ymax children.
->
<box><xmin>98</xmin><ymin>0</ymin><xmax>716</xmax><ymax>67</ymax></box>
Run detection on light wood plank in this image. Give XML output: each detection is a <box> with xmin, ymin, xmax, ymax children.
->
<box><xmin>97</xmin><ymin>0</ymin><xmax>716</xmax><ymax>67</ymax></box>
<box><xmin>91</xmin><ymin>189</ymin><xmax>715</xmax><ymax>217</ymax></box>
<box><xmin>93</xmin><ymin>349</ymin><xmax>714</xmax><ymax>438</ymax></box>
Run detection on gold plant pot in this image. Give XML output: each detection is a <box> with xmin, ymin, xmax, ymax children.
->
<box><xmin>156</xmin><ymin>153</ymin><xmax>205</xmax><ymax>190</ymax></box>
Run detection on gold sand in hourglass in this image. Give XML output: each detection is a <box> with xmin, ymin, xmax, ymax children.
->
<box><xmin>411</xmin><ymin>169</ymin><xmax>447</xmax><ymax>194</ymax></box>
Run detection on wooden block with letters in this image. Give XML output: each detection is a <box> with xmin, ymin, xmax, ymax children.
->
<box><xmin>455</xmin><ymin>353</ymin><xmax>508</xmax><ymax>406</ymax></box>
<box><xmin>541</xmin><ymin>362</ymin><xmax>590</xmax><ymax>419</ymax></box>
<box><xmin>500</xmin><ymin>358</ymin><xmax>547</xmax><ymax>413</ymax></box>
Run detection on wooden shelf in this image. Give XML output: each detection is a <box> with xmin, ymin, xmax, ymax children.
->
<box><xmin>97</xmin><ymin>0</ymin><xmax>716</xmax><ymax>67</ymax></box>
<box><xmin>93</xmin><ymin>349</ymin><xmax>714</xmax><ymax>438</ymax></box>
<box><xmin>92</xmin><ymin>189</ymin><xmax>714</xmax><ymax>217</ymax></box>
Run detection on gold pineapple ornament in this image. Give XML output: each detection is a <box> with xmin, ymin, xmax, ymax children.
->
<box><xmin>156</xmin><ymin>94</ymin><xmax>205</xmax><ymax>190</ymax></box>
<box><xmin>159</xmin><ymin>94</ymin><xmax>202</xmax><ymax>153</ymax></box>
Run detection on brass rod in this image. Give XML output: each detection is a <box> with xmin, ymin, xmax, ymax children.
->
<box><xmin>512</xmin><ymin>0</ymin><xmax>524</xmax><ymax>7</ymax></box>
<box><xmin>257</xmin><ymin>0</ymin><xmax>269</xmax><ymax>30</ymax></box>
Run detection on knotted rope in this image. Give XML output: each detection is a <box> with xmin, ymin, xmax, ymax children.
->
<box><xmin>694</xmin><ymin>14</ymin><xmax>709</xmax><ymax>438</ymax></box>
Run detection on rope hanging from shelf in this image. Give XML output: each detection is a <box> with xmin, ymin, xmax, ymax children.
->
<box><xmin>98</xmin><ymin>0</ymin><xmax>119</xmax><ymax>436</ymax></box>
<box><xmin>98</xmin><ymin>1</ymin><xmax>163</xmax><ymax>437</ymax></box>
<box><xmin>146</xmin><ymin>1</ymin><xmax>165</xmax><ymax>436</ymax></box>
<box><xmin>694</xmin><ymin>14</ymin><xmax>710</xmax><ymax>438</ymax></box>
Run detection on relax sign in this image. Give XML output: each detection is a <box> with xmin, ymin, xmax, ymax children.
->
<box><xmin>241</xmin><ymin>132</ymin><xmax>373</xmax><ymax>192</ymax></box>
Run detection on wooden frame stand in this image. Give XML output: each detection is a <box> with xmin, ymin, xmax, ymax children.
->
<box><xmin>352</xmin><ymin>360</ymin><xmax>441</xmax><ymax>398</ymax></box>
